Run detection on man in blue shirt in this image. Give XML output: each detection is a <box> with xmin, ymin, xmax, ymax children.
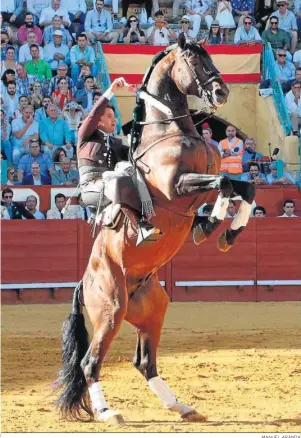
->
<box><xmin>266</xmin><ymin>161</ymin><xmax>295</xmax><ymax>184</ymax></box>
<box><xmin>272</xmin><ymin>0</ymin><xmax>298</xmax><ymax>52</ymax></box>
<box><xmin>241</xmin><ymin>162</ymin><xmax>267</xmax><ymax>184</ymax></box>
<box><xmin>242</xmin><ymin>138</ymin><xmax>264</xmax><ymax>172</ymax></box>
<box><xmin>70</xmin><ymin>33</ymin><xmax>97</xmax><ymax>85</ymax></box>
<box><xmin>234</xmin><ymin>16</ymin><xmax>262</xmax><ymax>45</ymax></box>
<box><xmin>17</xmin><ymin>139</ymin><xmax>54</xmax><ymax>181</ymax></box>
<box><xmin>40</xmin><ymin>104</ymin><xmax>73</xmax><ymax>159</ymax></box>
<box><xmin>274</xmin><ymin>48</ymin><xmax>296</xmax><ymax>91</ymax></box>
<box><xmin>43</xmin><ymin>30</ymin><xmax>70</xmax><ymax>73</ymax></box>
<box><xmin>84</xmin><ymin>0</ymin><xmax>119</xmax><ymax>44</ymax></box>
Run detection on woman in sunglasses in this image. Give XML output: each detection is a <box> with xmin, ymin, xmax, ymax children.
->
<box><xmin>123</xmin><ymin>15</ymin><xmax>146</xmax><ymax>44</ymax></box>
<box><xmin>6</xmin><ymin>166</ymin><xmax>18</xmax><ymax>186</ymax></box>
<box><xmin>175</xmin><ymin>15</ymin><xmax>195</xmax><ymax>40</ymax></box>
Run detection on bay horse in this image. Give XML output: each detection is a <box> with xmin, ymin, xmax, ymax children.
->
<box><xmin>56</xmin><ymin>34</ymin><xmax>255</xmax><ymax>424</ymax></box>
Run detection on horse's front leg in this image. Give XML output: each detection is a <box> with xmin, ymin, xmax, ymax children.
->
<box><xmin>175</xmin><ymin>173</ymin><xmax>233</xmax><ymax>245</ymax></box>
<box><xmin>217</xmin><ymin>179</ymin><xmax>255</xmax><ymax>252</ymax></box>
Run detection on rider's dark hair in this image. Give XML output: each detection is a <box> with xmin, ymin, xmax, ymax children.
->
<box><xmin>105</xmin><ymin>102</ymin><xmax>115</xmax><ymax>113</ymax></box>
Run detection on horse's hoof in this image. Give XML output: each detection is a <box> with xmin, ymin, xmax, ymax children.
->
<box><xmin>96</xmin><ymin>409</ymin><xmax>125</xmax><ymax>425</ymax></box>
<box><xmin>181</xmin><ymin>410</ymin><xmax>208</xmax><ymax>422</ymax></box>
<box><xmin>217</xmin><ymin>231</ymin><xmax>232</xmax><ymax>252</ymax></box>
<box><xmin>193</xmin><ymin>225</ymin><xmax>207</xmax><ymax>245</ymax></box>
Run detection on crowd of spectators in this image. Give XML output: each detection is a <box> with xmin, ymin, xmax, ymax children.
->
<box><xmin>0</xmin><ymin>0</ymin><xmax>300</xmax><ymax>220</ymax></box>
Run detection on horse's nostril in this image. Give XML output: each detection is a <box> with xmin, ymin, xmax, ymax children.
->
<box><xmin>215</xmin><ymin>89</ymin><xmax>225</xmax><ymax>98</ymax></box>
<box><xmin>214</xmin><ymin>88</ymin><xmax>228</xmax><ymax>102</ymax></box>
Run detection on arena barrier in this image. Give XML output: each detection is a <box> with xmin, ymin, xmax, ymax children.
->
<box><xmin>1</xmin><ymin>217</ymin><xmax>301</xmax><ymax>304</ymax></box>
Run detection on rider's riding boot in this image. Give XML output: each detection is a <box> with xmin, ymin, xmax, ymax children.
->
<box><xmin>136</xmin><ymin>219</ymin><xmax>163</xmax><ymax>247</ymax></box>
<box><xmin>192</xmin><ymin>216</ymin><xmax>222</xmax><ymax>245</ymax></box>
<box><xmin>121</xmin><ymin>206</ymin><xmax>163</xmax><ymax>247</ymax></box>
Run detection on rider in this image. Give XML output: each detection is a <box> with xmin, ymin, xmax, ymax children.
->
<box><xmin>77</xmin><ymin>77</ymin><xmax>161</xmax><ymax>246</ymax></box>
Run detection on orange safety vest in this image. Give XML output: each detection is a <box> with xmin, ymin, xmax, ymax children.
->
<box><xmin>219</xmin><ymin>138</ymin><xmax>243</xmax><ymax>174</ymax></box>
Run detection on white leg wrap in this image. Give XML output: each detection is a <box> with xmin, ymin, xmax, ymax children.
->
<box><xmin>148</xmin><ymin>376</ymin><xmax>194</xmax><ymax>416</ymax></box>
<box><xmin>211</xmin><ymin>195</ymin><xmax>229</xmax><ymax>220</ymax></box>
<box><xmin>231</xmin><ymin>200</ymin><xmax>252</xmax><ymax>230</ymax></box>
<box><xmin>148</xmin><ymin>376</ymin><xmax>177</xmax><ymax>409</ymax></box>
<box><xmin>88</xmin><ymin>382</ymin><xmax>109</xmax><ymax>412</ymax></box>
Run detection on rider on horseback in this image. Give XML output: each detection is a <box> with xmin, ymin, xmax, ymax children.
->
<box><xmin>77</xmin><ymin>77</ymin><xmax>161</xmax><ymax>246</ymax></box>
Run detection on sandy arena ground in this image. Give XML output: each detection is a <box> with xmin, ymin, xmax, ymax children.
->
<box><xmin>1</xmin><ymin>302</ymin><xmax>301</xmax><ymax>433</ymax></box>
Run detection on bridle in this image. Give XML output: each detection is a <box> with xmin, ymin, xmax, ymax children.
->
<box><xmin>130</xmin><ymin>42</ymin><xmax>222</xmax><ymax>163</ymax></box>
<box><xmin>134</xmin><ymin>47</ymin><xmax>221</xmax><ymax>128</ymax></box>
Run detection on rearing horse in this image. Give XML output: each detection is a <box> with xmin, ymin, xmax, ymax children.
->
<box><xmin>56</xmin><ymin>34</ymin><xmax>255</xmax><ymax>424</ymax></box>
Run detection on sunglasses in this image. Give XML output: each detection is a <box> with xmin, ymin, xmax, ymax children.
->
<box><xmin>4</xmin><ymin>195</ymin><xmax>13</xmax><ymax>199</ymax></box>
<box><xmin>277</xmin><ymin>54</ymin><xmax>286</xmax><ymax>57</ymax></box>
<box><xmin>130</xmin><ymin>19</ymin><xmax>138</xmax><ymax>22</ymax></box>
<box><xmin>8</xmin><ymin>171</ymin><xmax>15</xmax><ymax>174</ymax></box>
<box><xmin>270</xmin><ymin>21</ymin><xmax>278</xmax><ymax>24</ymax></box>
<box><xmin>277</xmin><ymin>3</ymin><xmax>285</xmax><ymax>6</ymax></box>
<box><xmin>244</xmin><ymin>21</ymin><xmax>252</xmax><ymax>25</ymax></box>
<box><xmin>181</xmin><ymin>20</ymin><xmax>190</xmax><ymax>24</ymax></box>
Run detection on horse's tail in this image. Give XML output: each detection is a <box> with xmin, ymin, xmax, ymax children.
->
<box><xmin>55</xmin><ymin>280</ymin><xmax>93</xmax><ymax>421</ymax></box>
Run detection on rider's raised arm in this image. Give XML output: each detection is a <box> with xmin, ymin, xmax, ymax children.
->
<box><xmin>77</xmin><ymin>88</ymin><xmax>114</xmax><ymax>140</ymax></box>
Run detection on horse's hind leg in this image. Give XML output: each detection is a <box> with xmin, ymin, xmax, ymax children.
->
<box><xmin>217</xmin><ymin>179</ymin><xmax>255</xmax><ymax>252</ymax></box>
<box><xmin>175</xmin><ymin>173</ymin><xmax>233</xmax><ymax>245</ymax></box>
<box><xmin>81</xmin><ymin>262</ymin><xmax>128</xmax><ymax>424</ymax></box>
<box><xmin>125</xmin><ymin>274</ymin><xmax>207</xmax><ymax>422</ymax></box>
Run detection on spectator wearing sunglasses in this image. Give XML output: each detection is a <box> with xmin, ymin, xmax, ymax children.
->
<box><xmin>123</xmin><ymin>15</ymin><xmax>146</xmax><ymax>44</ymax></box>
<box><xmin>274</xmin><ymin>49</ymin><xmax>296</xmax><ymax>89</ymax></box>
<box><xmin>1</xmin><ymin>188</ymin><xmax>35</xmax><ymax>219</ymax></box>
<box><xmin>234</xmin><ymin>16</ymin><xmax>262</xmax><ymax>44</ymax></box>
<box><xmin>175</xmin><ymin>15</ymin><xmax>195</xmax><ymax>40</ymax></box>
<box><xmin>84</xmin><ymin>0</ymin><xmax>119</xmax><ymax>44</ymax></box>
<box><xmin>262</xmin><ymin>16</ymin><xmax>291</xmax><ymax>58</ymax></box>
<box><xmin>147</xmin><ymin>17</ymin><xmax>176</xmax><ymax>45</ymax></box>
<box><xmin>271</xmin><ymin>0</ymin><xmax>297</xmax><ymax>52</ymax></box>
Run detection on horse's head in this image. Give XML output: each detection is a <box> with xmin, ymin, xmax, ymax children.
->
<box><xmin>171</xmin><ymin>33</ymin><xmax>229</xmax><ymax>109</ymax></box>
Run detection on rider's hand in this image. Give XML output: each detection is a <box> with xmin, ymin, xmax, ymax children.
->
<box><xmin>110</xmin><ymin>77</ymin><xmax>130</xmax><ymax>93</ymax></box>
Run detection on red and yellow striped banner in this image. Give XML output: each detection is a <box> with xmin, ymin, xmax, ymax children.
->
<box><xmin>103</xmin><ymin>44</ymin><xmax>262</xmax><ymax>84</ymax></box>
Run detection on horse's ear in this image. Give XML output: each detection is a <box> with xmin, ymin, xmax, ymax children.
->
<box><xmin>177</xmin><ymin>32</ymin><xmax>186</xmax><ymax>50</ymax></box>
<box><xmin>197</xmin><ymin>37</ymin><xmax>207</xmax><ymax>46</ymax></box>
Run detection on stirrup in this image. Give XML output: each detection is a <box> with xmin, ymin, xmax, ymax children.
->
<box><xmin>136</xmin><ymin>223</ymin><xmax>163</xmax><ymax>247</ymax></box>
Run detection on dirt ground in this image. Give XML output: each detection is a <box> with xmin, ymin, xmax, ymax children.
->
<box><xmin>1</xmin><ymin>302</ymin><xmax>301</xmax><ymax>433</ymax></box>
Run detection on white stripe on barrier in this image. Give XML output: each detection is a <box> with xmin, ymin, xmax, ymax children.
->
<box><xmin>175</xmin><ymin>280</ymin><xmax>254</xmax><ymax>287</ymax></box>
<box><xmin>1</xmin><ymin>280</ymin><xmax>166</xmax><ymax>289</ymax></box>
<box><xmin>1</xmin><ymin>282</ymin><xmax>78</xmax><ymax>290</ymax></box>
<box><xmin>257</xmin><ymin>280</ymin><xmax>301</xmax><ymax>286</ymax></box>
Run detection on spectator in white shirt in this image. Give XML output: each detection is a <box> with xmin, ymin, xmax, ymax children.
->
<box><xmin>278</xmin><ymin>199</ymin><xmax>298</xmax><ymax>217</ymax></box>
<box><xmin>27</xmin><ymin>0</ymin><xmax>50</xmax><ymax>24</ymax></box>
<box><xmin>18</xmin><ymin>31</ymin><xmax>44</xmax><ymax>63</ymax></box>
<box><xmin>39</xmin><ymin>0</ymin><xmax>70</xmax><ymax>28</ymax></box>
<box><xmin>293</xmin><ymin>51</ymin><xmax>301</xmax><ymax>68</ymax></box>
<box><xmin>147</xmin><ymin>17</ymin><xmax>176</xmax><ymax>45</ymax></box>
<box><xmin>172</xmin><ymin>0</ymin><xmax>211</xmax><ymax>36</ymax></box>
<box><xmin>175</xmin><ymin>15</ymin><xmax>195</xmax><ymax>40</ymax></box>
